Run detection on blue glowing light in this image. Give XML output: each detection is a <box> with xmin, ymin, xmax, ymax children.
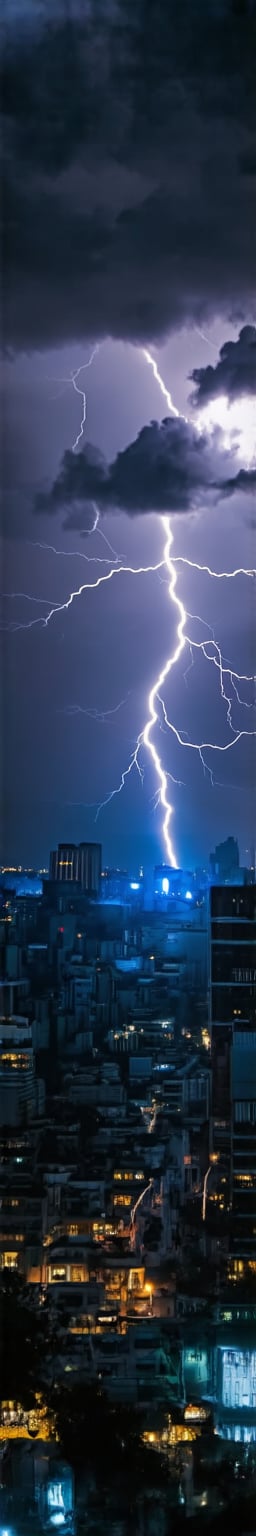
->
<box><xmin>162</xmin><ymin>877</ymin><xmax>169</xmax><ymax>895</ymax></box>
<box><xmin>185</xmin><ymin>890</ymin><xmax>192</xmax><ymax>900</ymax></box>
<box><xmin>130</xmin><ymin>881</ymin><xmax>140</xmax><ymax>890</ymax></box>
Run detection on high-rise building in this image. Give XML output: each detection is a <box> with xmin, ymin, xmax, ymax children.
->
<box><xmin>49</xmin><ymin>845</ymin><xmax>78</xmax><ymax>883</ymax></box>
<box><xmin>49</xmin><ymin>842</ymin><xmax>102</xmax><ymax>897</ymax></box>
<box><xmin>210</xmin><ymin>884</ymin><xmax>256</xmax><ymax>1265</ymax></box>
<box><xmin>209</xmin><ymin>836</ymin><xmax>239</xmax><ymax>884</ymax></box>
<box><xmin>0</xmin><ymin>1021</ymin><xmax>36</xmax><ymax>1126</ymax></box>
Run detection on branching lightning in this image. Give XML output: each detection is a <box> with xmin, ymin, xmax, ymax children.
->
<box><xmin>142</xmin><ymin>348</ymin><xmax>184</xmax><ymax>420</ymax></box>
<box><xmin>171</xmin><ymin>554</ymin><xmax>255</xmax><ymax>580</ymax></box>
<box><xmin>59</xmin><ymin>694</ymin><xmax>130</xmax><ymax>723</ymax></box>
<box><xmin>5</xmin><ymin>557</ymin><xmax>165</xmax><ymax>632</ymax></box>
<box><xmin>49</xmin><ymin>345</ymin><xmax>99</xmax><ymax>451</ymax></box>
<box><xmin>29</xmin><ymin>539</ymin><xmax>120</xmax><ymax>567</ymax></box>
<box><xmin>4</xmin><ymin>344</ymin><xmax>256</xmax><ymax>866</ymax></box>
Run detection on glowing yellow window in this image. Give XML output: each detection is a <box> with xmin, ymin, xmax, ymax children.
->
<box><xmin>113</xmin><ymin>1194</ymin><xmax>132</xmax><ymax>1206</ymax></box>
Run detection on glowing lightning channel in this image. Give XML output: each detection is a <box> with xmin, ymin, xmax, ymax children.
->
<box><xmin>49</xmin><ymin>345</ymin><xmax>99</xmax><ymax>451</ymax></box>
<box><xmin>71</xmin><ymin>351</ymin><xmax>99</xmax><ymax>450</ymax></box>
<box><xmin>5</xmin><ymin>558</ymin><xmax>165</xmax><ymax>632</ymax></box>
<box><xmin>50</xmin><ymin>342</ymin><xmax>120</xmax><ymax>561</ymax></box>
<box><xmin>142</xmin><ymin>515</ymin><xmax>187</xmax><ymax>868</ymax></box>
<box><xmin>158</xmin><ymin>692</ymin><xmax>255</xmax><ymax>757</ymax></box>
<box><xmin>142</xmin><ymin>348</ymin><xmax>185</xmax><ymax>420</ymax></box>
<box><xmin>170</xmin><ymin>554</ymin><xmax>256</xmax><ymax>580</ymax></box>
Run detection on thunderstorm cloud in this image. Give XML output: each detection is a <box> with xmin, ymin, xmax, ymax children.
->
<box><xmin>2</xmin><ymin>0</ymin><xmax>256</xmax><ymax>351</ymax></box>
<box><xmin>35</xmin><ymin>417</ymin><xmax>254</xmax><ymax>521</ymax></box>
<box><xmin>217</xmin><ymin>466</ymin><xmax>256</xmax><ymax>496</ymax></box>
<box><xmin>190</xmin><ymin>325</ymin><xmax>256</xmax><ymax>405</ymax></box>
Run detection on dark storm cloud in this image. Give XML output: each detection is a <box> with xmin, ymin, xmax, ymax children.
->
<box><xmin>217</xmin><ymin>467</ymin><xmax>256</xmax><ymax>496</ymax></box>
<box><xmin>2</xmin><ymin>0</ymin><xmax>256</xmax><ymax>350</ymax></box>
<box><xmin>35</xmin><ymin>417</ymin><xmax>251</xmax><ymax>519</ymax></box>
<box><xmin>190</xmin><ymin>326</ymin><xmax>256</xmax><ymax>405</ymax></box>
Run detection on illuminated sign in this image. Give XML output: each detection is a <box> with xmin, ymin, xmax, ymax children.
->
<box><xmin>232</xmin><ymin>968</ymin><xmax>256</xmax><ymax>984</ymax></box>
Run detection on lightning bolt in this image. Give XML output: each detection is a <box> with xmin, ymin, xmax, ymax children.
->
<box><xmin>4</xmin><ymin>345</ymin><xmax>255</xmax><ymax>868</ymax></box>
<box><xmin>29</xmin><ymin>539</ymin><xmax>120</xmax><ymax>567</ymax></box>
<box><xmin>171</xmin><ymin>555</ymin><xmax>255</xmax><ymax>580</ymax></box>
<box><xmin>142</xmin><ymin>348</ymin><xmax>183</xmax><ymax>420</ymax></box>
<box><xmin>141</xmin><ymin>515</ymin><xmax>187</xmax><ymax>867</ymax></box>
<box><xmin>49</xmin><ymin>345</ymin><xmax>99</xmax><ymax>451</ymax></box>
<box><xmin>70</xmin><ymin>351</ymin><xmax>99</xmax><ymax>451</ymax></box>
<box><xmin>5</xmin><ymin>557</ymin><xmax>165</xmax><ymax>632</ymax></box>
<box><xmin>58</xmin><ymin>694</ymin><xmax>130</xmax><ymax>723</ymax></box>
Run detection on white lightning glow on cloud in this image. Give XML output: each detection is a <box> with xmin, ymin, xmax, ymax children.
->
<box><xmin>198</xmin><ymin>393</ymin><xmax>256</xmax><ymax>466</ymax></box>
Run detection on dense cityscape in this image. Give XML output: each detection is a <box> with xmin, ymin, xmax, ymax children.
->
<box><xmin>0</xmin><ymin>838</ymin><xmax>255</xmax><ymax>1532</ymax></box>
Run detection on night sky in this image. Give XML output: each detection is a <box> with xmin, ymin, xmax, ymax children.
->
<box><xmin>2</xmin><ymin>0</ymin><xmax>256</xmax><ymax>872</ymax></box>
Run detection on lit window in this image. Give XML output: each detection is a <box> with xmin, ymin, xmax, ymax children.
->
<box><xmin>113</xmin><ymin>1194</ymin><xmax>132</xmax><ymax>1207</ymax></box>
<box><xmin>2</xmin><ymin>1253</ymin><xmax>18</xmax><ymax>1268</ymax></box>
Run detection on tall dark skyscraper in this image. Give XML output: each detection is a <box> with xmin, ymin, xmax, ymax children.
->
<box><xmin>49</xmin><ymin>843</ymin><xmax>102</xmax><ymax>897</ymax></box>
<box><xmin>210</xmin><ymin>884</ymin><xmax>256</xmax><ymax>1267</ymax></box>
<box><xmin>209</xmin><ymin>836</ymin><xmax>240</xmax><ymax>884</ymax></box>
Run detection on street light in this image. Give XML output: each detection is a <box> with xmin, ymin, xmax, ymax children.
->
<box><xmin>202</xmin><ymin>1155</ymin><xmax>219</xmax><ymax>1222</ymax></box>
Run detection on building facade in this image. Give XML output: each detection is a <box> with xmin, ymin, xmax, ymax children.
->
<box><xmin>49</xmin><ymin>842</ymin><xmax>102</xmax><ymax>896</ymax></box>
<box><xmin>210</xmin><ymin>884</ymin><xmax>256</xmax><ymax>1266</ymax></box>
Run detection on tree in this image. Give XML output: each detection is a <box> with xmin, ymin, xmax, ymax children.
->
<box><xmin>0</xmin><ymin>1271</ymin><xmax>56</xmax><ymax>1411</ymax></box>
<box><xmin>55</xmin><ymin>1380</ymin><xmax>169</xmax><ymax>1492</ymax></box>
